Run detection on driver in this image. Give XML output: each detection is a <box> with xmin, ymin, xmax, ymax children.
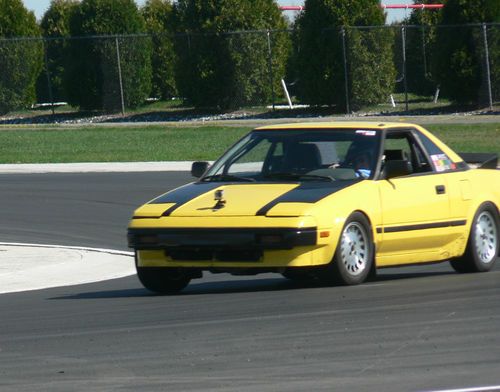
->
<box><xmin>352</xmin><ymin>150</ymin><xmax>372</xmax><ymax>178</ymax></box>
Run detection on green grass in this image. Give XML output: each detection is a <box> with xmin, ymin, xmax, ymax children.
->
<box><xmin>0</xmin><ymin>125</ymin><xmax>251</xmax><ymax>163</ymax></box>
<box><xmin>425</xmin><ymin>123</ymin><xmax>500</xmax><ymax>155</ymax></box>
<box><xmin>0</xmin><ymin>123</ymin><xmax>498</xmax><ymax>164</ymax></box>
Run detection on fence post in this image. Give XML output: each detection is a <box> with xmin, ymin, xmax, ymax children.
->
<box><xmin>266</xmin><ymin>30</ymin><xmax>276</xmax><ymax>111</ymax></box>
<box><xmin>421</xmin><ymin>25</ymin><xmax>428</xmax><ymax>78</ymax></box>
<box><xmin>341</xmin><ymin>27</ymin><xmax>350</xmax><ymax>114</ymax></box>
<box><xmin>482</xmin><ymin>23</ymin><xmax>493</xmax><ymax>111</ymax></box>
<box><xmin>401</xmin><ymin>26</ymin><xmax>409</xmax><ymax>112</ymax></box>
<box><xmin>115</xmin><ymin>36</ymin><xmax>125</xmax><ymax>115</ymax></box>
<box><xmin>43</xmin><ymin>39</ymin><xmax>55</xmax><ymax>115</ymax></box>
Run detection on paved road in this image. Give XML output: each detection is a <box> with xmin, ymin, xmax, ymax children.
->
<box><xmin>0</xmin><ymin>172</ymin><xmax>499</xmax><ymax>392</ymax></box>
<box><xmin>0</xmin><ymin>172</ymin><xmax>190</xmax><ymax>249</ymax></box>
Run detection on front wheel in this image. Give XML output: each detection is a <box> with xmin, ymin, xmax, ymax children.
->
<box><xmin>321</xmin><ymin>212</ymin><xmax>374</xmax><ymax>285</ymax></box>
<box><xmin>136</xmin><ymin>257</ymin><xmax>191</xmax><ymax>294</ymax></box>
<box><xmin>450</xmin><ymin>203</ymin><xmax>499</xmax><ymax>273</ymax></box>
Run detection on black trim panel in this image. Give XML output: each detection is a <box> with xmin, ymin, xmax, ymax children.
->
<box><xmin>377</xmin><ymin>219</ymin><xmax>467</xmax><ymax>234</ymax></box>
<box><xmin>256</xmin><ymin>179</ymin><xmax>361</xmax><ymax>216</ymax></box>
<box><xmin>128</xmin><ymin>227</ymin><xmax>317</xmax><ymax>251</ymax></box>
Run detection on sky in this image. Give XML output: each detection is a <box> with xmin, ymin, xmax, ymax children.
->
<box><xmin>23</xmin><ymin>0</ymin><xmax>412</xmax><ymax>23</ymax></box>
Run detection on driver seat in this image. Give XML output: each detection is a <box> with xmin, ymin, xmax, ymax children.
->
<box><xmin>282</xmin><ymin>143</ymin><xmax>322</xmax><ymax>173</ymax></box>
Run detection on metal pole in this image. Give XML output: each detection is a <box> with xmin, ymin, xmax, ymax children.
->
<box><xmin>341</xmin><ymin>28</ymin><xmax>350</xmax><ymax>114</ymax></box>
<box><xmin>267</xmin><ymin>30</ymin><xmax>276</xmax><ymax>110</ymax></box>
<box><xmin>482</xmin><ymin>23</ymin><xmax>493</xmax><ymax>111</ymax></box>
<box><xmin>281</xmin><ymin>79</ymin><xmax>293</xmax><ymax>109</ymax></box>
<box><xmin>402</xmin><ymin>26</ymin><xmax>409</xmax><ymax>112</ymax></box>
<box><xmin>115</xmin><ymin>36</ymin><xmax>125</xmax><ymax>115</ymax></box>
<box><xmin>421</xmin><ymin>25</ymin><xmax>428</xmax><ymax>78</ymax></box>
<box><xmin>43</xmin><ymin>39</ymin><xmax>55</xmax><ymax>115</ymax></box>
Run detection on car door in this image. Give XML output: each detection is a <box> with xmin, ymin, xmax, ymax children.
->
<box><xmin>376</xmin><ymin>130</ymin><xmax>454</xmax><ymax>265</ymax></box>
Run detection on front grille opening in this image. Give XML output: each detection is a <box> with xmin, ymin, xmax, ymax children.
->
<box><xmin>166</xmin><ymin>248</ymin><xmax>212</xmax><ymax>261</ymax></box>
<box><xmin>166</xmin><ymin>247</ymin><xmax>263</xmax><ymax>262</ymax></box>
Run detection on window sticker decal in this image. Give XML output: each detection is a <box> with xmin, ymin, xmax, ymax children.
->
<box><xmin>355</xmin><ymin>130</ymin><xmax>377</xmax><ymax>136</ymax></box>
<box><xmin>431</xmin><ymin>154</ymin><xmax>453</xmax><ymax>172</ymax></box>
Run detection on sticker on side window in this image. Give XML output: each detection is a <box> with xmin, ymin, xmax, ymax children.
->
<box><xmin>430</xmin><ymin>153</ymin><xmax>454</xmax><ymax>172</ymax></box>
<box><xmin>355</xmin><ymin>130</ymin><xmax>376</xmax><ymax>136</ymax></box>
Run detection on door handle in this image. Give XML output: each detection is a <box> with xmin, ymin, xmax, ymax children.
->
<box><xmin>435</xmin><ymin>185</ymin><xmax>446</xmax><ymax>195</ymax></box>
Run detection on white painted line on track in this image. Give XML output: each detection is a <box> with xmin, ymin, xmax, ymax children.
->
<box><xmin>0</xmin><ymin>242</ymin><xmax>133</xmax><ymax>256</ymax></box>
<box><xmin>425</xmin><ymin>386</ymin><xmax>500</xmax><ymax>392</ymax></box>
<box><xmin>0</xmin><ymin>242</ymin><xmax>135</xmax><ymax>294</ymax></box>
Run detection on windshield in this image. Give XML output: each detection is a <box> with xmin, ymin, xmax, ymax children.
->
<box><xmin>203</xmin><ymin>129</ymin><xmax>381</xmax><ymax>182</ymax></box>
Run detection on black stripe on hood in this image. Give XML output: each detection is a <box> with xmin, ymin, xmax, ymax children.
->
<box><xmin>150</xmin><ymin>182</ymin><xmax>221</xmax><ymax>216</ymax></box>
<box><xmin>256</xmin><ymin>179</ymin><xmax>361</xmax><ymax>216</ymax></box>
<box><xmin>150</xmin><ymin>179</ymin><xmax>362</xmax><ymax>217</ymax></box>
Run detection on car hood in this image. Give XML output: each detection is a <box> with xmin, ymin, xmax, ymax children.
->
<box><xmin>136</xmin><ymin>180</ymin><xmax>361</xmax><ymax>218</ymax></box>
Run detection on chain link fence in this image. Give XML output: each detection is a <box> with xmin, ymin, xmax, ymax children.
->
<box><xmin>389</xmin><ymin>23</ymin><xmax>499</xmax><ymax>112</ymax></box>
<box><xmin>0</xmin><ymin>23</ymin><xmax>498</xmax><ymax>121</ymax></box>
<box><xmin>171</xmin><ymin>30</ymin><xmax>288</xmax><ymax>109</ymax></box>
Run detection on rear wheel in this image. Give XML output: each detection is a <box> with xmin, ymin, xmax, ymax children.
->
<box><xmin>322</xmin><ymin>212</ymin><xmax>374</xmax><ymax>285</ymax></box>
<box><xmin>135</xmin><ymin>256</ymin><xmax>191</xmax><ymax>294</ymax></box>
<box><xmin>450</xmin><ymin>203</ymin><xmax>499</xmax><ymax>273</ymax></box>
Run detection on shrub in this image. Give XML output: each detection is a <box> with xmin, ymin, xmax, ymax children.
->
<box><xmin>434</xmin><ymin>0</ymin><xmax>500</xmax><ymax>104</ymax></box>
<box><xmin>67</xmin><ymin>0</ymin><xmax>152</xmax><ymax>111</ymax></box>
<box><xmin>173</xmin><ymin>0</ymin><xmax>290</xmax><ymax>109</ymax></box>
<box><xmin>37</xmin><ymin>0</ymin><xmax>79</xmax><ymax>103</ymax></box>
<box><xmin>294</xmin><ymin>0</ymin><xmax>396</xmax><ymax>111</ymax></box>
<box><xmin>141</xmin><ymin>0</ymin><xmax>177</xmax><ymax>100</ymax></box>
<box><xmin>395</xmin><ymin>0</ymin><xmax>442</xmax><ymax>96</ymax></box>
<box><xmin>0</xmin><ymin>0</ymin><xmax>43</xmax><ymax>114</ymax></box>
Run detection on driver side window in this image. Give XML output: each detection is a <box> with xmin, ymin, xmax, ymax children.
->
<box><xmin>383</xmin><ymin>132</ymin><xmax>433</xmax><ymax>178</ymax></box>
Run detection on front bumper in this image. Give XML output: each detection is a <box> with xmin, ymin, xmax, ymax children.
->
<box><xmin>128</xmin><ymin>216</ymin><xmax>337</xmax><ymax>268</ymax></box>
<box><xmin>129</xmin><ymin>227</ymin><xmax>321</xmax><ymax>266</ymax></box>
<box><xmin>128</xmin><ymin>227</ymin><xmax>317</xmax><ymax>251</ymax></box>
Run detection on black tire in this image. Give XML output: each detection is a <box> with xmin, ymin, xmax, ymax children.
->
<box><xmin>321</xmin><ymin>212</ymin><xmax>374</xmax><ymax>285</ymax></box>
<box><xmin>450</xmin><ymin>202</ymin><xmax>499</xmax><ymax>273</ymax></box>
<box><xmin>135</xmin><ymin>256</ymin><xmax>191</xmax><ymax>294</ymax></box>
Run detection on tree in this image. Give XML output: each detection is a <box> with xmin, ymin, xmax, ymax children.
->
<box><xmin>294</xmin><ymin>0</ymin><xmax>396</xmax><ymax>111</ymax></box>
<box><xmin>0</xmin><ymin>0</ymin><xmax>43</xmax><ymax>114</ymax></box>
<box><xmin>395</xmin><ymin>0</ymin><xmax>443</xmax><ymax>96</ymax></box>
<box><xmin>141</xmin><ymin>0</ymin><xmax>177</xmax><ymax>100</ymax></box>
<box><xmin>173</xmin><ymin>0</ymin><xmax>290</xmax><ymax>109</ymax></box>
<box><xmin>434</xmin><ymin>0</ymin><xmax>500</xmax><ymax>104</ymax></box>
<box><xmin>38</xmin><ymin>0</ymin><xmax>79</xmax><ymax>103</ymax></box>
<box><xmin>67</xmin><ymin>0</ymin><xmax>152</xmax><ymax>111</ymax></box>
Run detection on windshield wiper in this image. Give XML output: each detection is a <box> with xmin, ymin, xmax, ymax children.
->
<box><xmin>263</xmin><ymin>172</ymin><xmax>334</xmax><ymax>182</ymax></box>
<box><xmin>201</xmin><ymin>174</ymin><xmax>256</xmax><ymax>182</ymax></box>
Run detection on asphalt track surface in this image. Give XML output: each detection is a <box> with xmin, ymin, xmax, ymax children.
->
<box><xmin>0</xmin><ymin>172</ymin><xmax>499</xmax><ymax>392</ymax></box>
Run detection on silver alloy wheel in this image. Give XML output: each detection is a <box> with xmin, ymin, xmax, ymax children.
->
<box><xmin>474</xmin><ymin>211</ymin><xmax>498</xmax><ymax>264</ymax></box>
<box><xmin>340</xmin><ymin>222</ymin><xmax>369</xmax><ymax>276</ymax></box>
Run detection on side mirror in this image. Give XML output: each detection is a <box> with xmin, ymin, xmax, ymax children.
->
<box><xmin>191</xmin><ymin>161</ymin><xmax>210</xmax><ymax>178</ymax></box>
<box><xmin>383</xmin><ymin>160</ymin><xmax>411</xmax><ymax>179</ymax></box>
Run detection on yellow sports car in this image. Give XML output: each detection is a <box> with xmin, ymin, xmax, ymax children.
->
<box><xmin>128</xmin><ymin>122</ymin><xmax>500</xmax><ymax>294</ymax></box>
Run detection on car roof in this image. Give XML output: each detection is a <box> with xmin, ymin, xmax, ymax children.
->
<box><xmin>255</xmin><ymin>121</ymin><xmax>415</xmax><ymax>131</ymax></box>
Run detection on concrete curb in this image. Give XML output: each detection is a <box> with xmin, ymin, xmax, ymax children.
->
<box><xmin>0</xmin><ymin>161</ymin><xmax>195</xmax><ymax>174</ymax></box>
<box><xmin>0</xmin><ymin>243</ymin><xmax>135</xmax><ymax>294</ymax></box>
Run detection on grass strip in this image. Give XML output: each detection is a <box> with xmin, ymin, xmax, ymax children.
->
<box><xmin>0</xmin><ymin>126</ymin><xmax>251</xmax><ymax>164</ymax></box>
<box><xmin>0</xmin><ymin>123</ymin><xmax>498</xmax><ymax>164</ymax></box>
<box><xmin>425</xmin><ymin>123</ymin><xmax>500</xmax><ymax>155</ymax></box>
